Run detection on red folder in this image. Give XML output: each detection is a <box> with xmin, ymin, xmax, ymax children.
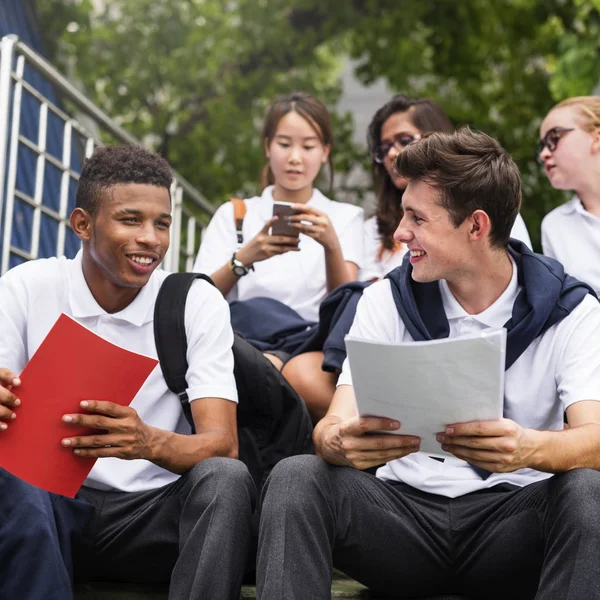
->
<box><xmin>0</xmin><ymin>313</ymin><xmax>158</xmax><ymax>497</ymax></box>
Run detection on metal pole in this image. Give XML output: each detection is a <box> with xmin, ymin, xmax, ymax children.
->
<box><xmin>0</xmin><ymin>35</ymin><xmax>18</xmax><ymax>250</ymax></box>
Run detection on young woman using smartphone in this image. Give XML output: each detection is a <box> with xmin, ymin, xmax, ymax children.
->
<box><xmin>194</xmin><ymin>92</ymin><xmax>363</xmax><ymax>368</ymax></box>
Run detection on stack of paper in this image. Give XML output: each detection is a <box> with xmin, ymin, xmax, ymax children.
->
<box><xmin>345</xmin><ymin>329</ymin><xmax>506</xmax><ymax>457</ymax></box>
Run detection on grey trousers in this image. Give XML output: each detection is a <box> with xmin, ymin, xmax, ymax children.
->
<box><xmin>75</xmin><ymin>457</ymin><xmax>256</xmax><ymax>600</ymax></box>
<box><xmin>256</xmin><ymin>455</ymin><xmax>600</xmax><ymax>600</ymax></box>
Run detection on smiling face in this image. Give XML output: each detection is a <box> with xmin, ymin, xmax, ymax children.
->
<box><xmin>72</xmin><ymin>182</ymin><xmax>172</xmax><ymax>311</ymax></box>
<box><xmin>394</xmin><ymin>179</ymin><xmax>475</xmax><ymax>284</ymax></box>
<box><xmin>539</xmin><ymin>105</ymin><xmax>599</xmax><ymax>191</ymax></box>
<box><xmin>379</xmin><ymin>110</ymin><xmax>422</xmax><ymax>191</ymax></box>
<box><xmin>265</xmin><ymin>110</ymin><xmax>330</xmax><ymax>200</ymax></box>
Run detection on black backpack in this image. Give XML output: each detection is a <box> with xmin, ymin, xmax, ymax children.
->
<box><xmin>153</xmin><ymin>272</ymin><xmax>314</xmax><ymax>491</ymax></box>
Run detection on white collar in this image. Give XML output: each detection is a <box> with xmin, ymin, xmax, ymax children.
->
<box><xmin>438</xmin><ymin>254</ymin><xmax>518</xmax><ymax>328</ymax></box>
<box><xmin>68</xmin><ymin>251</ymin><xmax>158</xmax><ymax>326</ymax></box>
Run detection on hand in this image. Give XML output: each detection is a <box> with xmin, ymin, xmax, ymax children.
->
<box><xmin>236</xmin><ymin>217</ymin><xmax>300</xmax><ymax>266</ymax></box>
<box><xmin>61</xmin><ymin>400</ymin><xmax>156</xmax><ymax>460</ymax></box>
<box><xmin>326</xmin><ymin>416</ymin><xmax>421</xmax><ymax>470</ymax></box>
<box><xmin>436</xmin><ymin>418</ymin><xmax>534</xmax><ymax>473</ymax></box>
<box><xmin>0</xmin><ymin>368</ymin><xmax>21</xmax><ymax>430</ymax></box>
<box><xmin>288</xmin><ymin>204</ymin><xmax>339</xmax><ymax>251</ymax></box>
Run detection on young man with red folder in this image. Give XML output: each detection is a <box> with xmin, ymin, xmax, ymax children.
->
<box><xmin>0</xmin><ymin>145</ymin><xmax>255</xmax><ymax>600</ymax></box>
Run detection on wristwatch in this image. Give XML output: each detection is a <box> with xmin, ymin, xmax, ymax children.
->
<box><xmin>229</xmin><ymin>253</ymin><xmax>252</xmax><ymax>277</ymax></box>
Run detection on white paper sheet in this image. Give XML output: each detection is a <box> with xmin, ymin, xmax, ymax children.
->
<box><xmin>345</xmin><ymin>328</ymin><xmax>506</xmax><ymax>458</ymax></box>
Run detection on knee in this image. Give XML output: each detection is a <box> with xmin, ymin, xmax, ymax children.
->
<box><xmin>186</xmin><ymin>457</ymin><xmax>256</xmax><ymax>507</ymax></box>
<box><xmin>550</xmin><ymin>469</ymin><xmax>600</xmax><ymax>524</ymax></box>
<box><xmin>261</xmin><ymin>455</ymin><xmax>328</xmax><ymax>512</ymax></box>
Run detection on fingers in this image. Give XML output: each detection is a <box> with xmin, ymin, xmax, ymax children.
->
<box><xmin>443</xmin><ymin>419</ymin><xmax>514</xmax><ymax>438</ymax></box>
<box><xmin>267</xmin><ymin>235</ymin><xmax>300</xmax><ymax>247</ymax></box>
<box><xmin>342</xmin><ymin>432</ymin><xmax>420</xmax><ymax>454</ymax></box>
<box><xmin>261</xmin><ymin>216</ymin><xmax>279</xmax><ymax>234</ymax></box>
<box><xmin>341</xmin><ymin>416</ymin><xmax>402</xmax><ymax>437</ymax></box>
<box><xmin>264</xmin><ymin>243</ymin><xmax>300</xmax><ymax>257</ymax></box>
<box><xmin>0</xmin><ymin>369</ymin><xmax>20</xmax><ymax>388</ymax></box>
<box><xmin>73</xmin><ymin>400</ymin><xmax>132</xmax><ymax>418</ymax></box>
<box><xmin>62</xmin><ymin>411</ymin><xmax>125</xmax><ymax>432</ymax></box>
<box><xmin>0</xmin><ymin>370</ymin><xmax>21</xmax><ymax>428</ymax></box>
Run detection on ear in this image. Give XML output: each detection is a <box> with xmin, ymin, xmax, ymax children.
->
<box><xmin>467</xmin><ymin>209</ymin><xmax>492</xmax><ymax>243</ymax></box>
<box><xmin>264</xmin><ymin>137</ymin><xmax>271</xmax><ymax>158</ymax></box>
<box><xmin>321</xmin><ymin>144</ymin><xmax>331</xmax><ymax>164</ymax></box>
<box><xmin>70</xmin><ymin>208</ymin><xmax>93</xmax><ymax>242</ymax></box>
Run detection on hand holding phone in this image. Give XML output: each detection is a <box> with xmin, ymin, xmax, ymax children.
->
<box><xmin>271</xmin><ymin>202</ymin><xmax>300</xmax><ymax>238</ymax></box>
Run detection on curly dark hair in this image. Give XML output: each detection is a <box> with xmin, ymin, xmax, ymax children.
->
<box><xmin>76</xmin><ymin>145</ymin><xmax>174</xmax><ymax>215</ymax></box>
<box><xmin>367</xmin><ymin>95</ymin><xmax>454</xmax><ymax>250</ymax></box>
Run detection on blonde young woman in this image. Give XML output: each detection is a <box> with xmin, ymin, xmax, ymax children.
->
<box><xmin>539</xmin><ymin>96</ymin><xmax>600</xmax><ymax>294</ymax></box>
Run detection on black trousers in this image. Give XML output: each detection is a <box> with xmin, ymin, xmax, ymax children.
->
<box><xmin>0</xmin><ymin>457</ymin><xmax>256</xmax><ymax>600</ymax></box>
<box><xmin>256</xmin><ymin>455</ymin><xmax>600</xmax><ymax>600</ymax></box>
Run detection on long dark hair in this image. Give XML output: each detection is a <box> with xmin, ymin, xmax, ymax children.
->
<box><xmin>367</xmin><ymin>95</ymin><xmax>454</xmax><ymax>250</ymax></box>
<box><xmin>261</xmin><ymin>92</ymin><xmax>334</xmax><ymax>194</ymax></box>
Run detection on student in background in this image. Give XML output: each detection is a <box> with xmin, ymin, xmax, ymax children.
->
<box><xmin>193</xmin><ymin>92</ymin><xmax>363</xmax><ymax>369</ymax></box>
<box><xmin>539</xmin><ymin>96</ymin><xmax>600</xmax><ymax>295</ymax></box>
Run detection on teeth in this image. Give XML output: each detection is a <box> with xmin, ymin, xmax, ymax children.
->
<box><xmin>130</xmin><ymin>256</ymin><xmax>153</xmax><ymax>265</ymax></box>
<box><xmin>410</xmin><ymin>250</ymin><xmax>425</xmax><ymax>257</ymax></box>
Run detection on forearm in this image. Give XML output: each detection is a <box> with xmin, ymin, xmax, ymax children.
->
<box><xmin>146</xmin><ymin>426</ymin><xmax>238</xmax><ymax>474</ymax></box>
<box><xmin>209</xmin><ymin>263</ymin><xmax>241</xmax><ymax>296</ymax></box>
<box><xmin>527</xmin><ymin>423</ymin><xmax>600</xmax><ymax>473</ymax></box>
<box><xmin>324</xmin><ymin>243</ymin><xmax>356</xmax><ymax>291</ymax></box>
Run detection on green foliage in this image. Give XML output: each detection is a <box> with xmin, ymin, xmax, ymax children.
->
<box><xmin>36</xmin><ymin>0</ymin><xmax>600</xmax><ymax>250</ymax></box>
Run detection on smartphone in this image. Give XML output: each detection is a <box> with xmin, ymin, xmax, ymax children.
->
<box><xmin>271</xmin><ymin>202</ymin><xmax>300</xmax><ymax>238</ymax></box>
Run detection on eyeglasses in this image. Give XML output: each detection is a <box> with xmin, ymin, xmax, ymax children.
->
<box><xmin>374</xmin><ymin>133</ymin><xmax>422</xmax><ymax>164</ymax></box>
<box><xmin>536</xmin><ymin>127</ymin><xmax>575</xmax><ymax>163</ymax></box>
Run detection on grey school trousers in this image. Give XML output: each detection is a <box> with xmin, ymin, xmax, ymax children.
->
<box><xmin>256</xmin><ymin>455</ymin><xmax>600</xmax><ymax>600</ymax></box>
<box><xmin>1</xmin><ymin>457</ymin><xmax>255</xmax><ymax>600</ymax></box>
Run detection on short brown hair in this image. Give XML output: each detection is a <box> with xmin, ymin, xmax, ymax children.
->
<box><xmin>394</xmin><ymin>127</ymin><xmax>521</xmax><ymax>248</ymax></box>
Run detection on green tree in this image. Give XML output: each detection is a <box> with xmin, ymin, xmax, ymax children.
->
<box><xmin>37</xmin><ymin>0</ymin><xmax>600</xmax><ymax>249</ymax></box>
<box><xmin>35</xmin><ymin>0</ymin><xmax>361</xmax><ymax>210</ymax></box>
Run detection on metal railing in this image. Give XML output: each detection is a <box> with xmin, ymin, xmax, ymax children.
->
<box><xmin>0</xmin><ymin>34</ymin><xmax>214</xmax><ymax>275</ymax></box>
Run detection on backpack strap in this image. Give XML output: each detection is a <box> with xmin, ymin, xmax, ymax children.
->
<box><xmin>231</xmin><ymin>197</ymin><xmax>246</xmax><ymax>248</ymax></box>
<box><xmin>153</xmin><ymin>272</ymin><xmax>215</xmax><ymax>432</ymax></box>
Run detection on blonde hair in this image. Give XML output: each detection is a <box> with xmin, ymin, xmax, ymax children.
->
<box><xmin>554</xmin><ymin>96</ymin><xmax>600</xmax><ymax>133</ymax></box>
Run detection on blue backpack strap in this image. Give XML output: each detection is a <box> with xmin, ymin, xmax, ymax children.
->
<box><xmin>153</xmin><ymin>272</ymin><xmax>215</xmax><ymax>432</ymax></box>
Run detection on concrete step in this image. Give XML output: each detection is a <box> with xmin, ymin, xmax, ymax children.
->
<box><xmin>74</xmin><ymin>577</ymin><xmax>469</xmax><ymax>599</ymax></box>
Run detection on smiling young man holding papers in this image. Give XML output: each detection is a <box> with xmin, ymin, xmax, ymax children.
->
<box><xmin>0</xmin><ymin>145</ymin><xmax>255</xmax><ymax>600</ymax></box>
<box><xmin>256</xmin><ymin>129</ymin><xmax>600</xmax><ymax>600</ymax></box>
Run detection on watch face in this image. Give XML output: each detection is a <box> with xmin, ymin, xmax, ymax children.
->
<box><xmin>232</xmin><ymin>264</ymin><xmax>248</xmax><ymax>276</ymax></box>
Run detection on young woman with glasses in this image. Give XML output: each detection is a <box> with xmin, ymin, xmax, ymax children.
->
<box><xmin>539</xmin><ymin>96</ymin><xmax>600</xmax><ymax>294</ymax></box>
<box><xmin>361</xmin><ymin>95</ymin><xmax>532</xmax><ymax>281</ymax></box>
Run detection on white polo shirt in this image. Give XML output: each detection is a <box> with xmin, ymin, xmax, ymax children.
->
<box><xmin>0</xmin><ymin>252</ymin><xmax>238</xmax><ymax>493</ymax></box>
<box><xmin>541</xmin><ymin>196</ymin><xmax>600</xmax><ymax>295</ymax></box>
<box><xmin>339</xmin><ymin>257</ymin><xmax>600</xmax><ymax>497</ymax></box>
<box><xmin>359</xmin><ymin>213</ymin><xmax>533</xmax><ymax>281</ymax></box>
<box><xmin>194</xmin><ymin>186</ymin><xmax>364</xmax><ymax>322</ymax></box>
